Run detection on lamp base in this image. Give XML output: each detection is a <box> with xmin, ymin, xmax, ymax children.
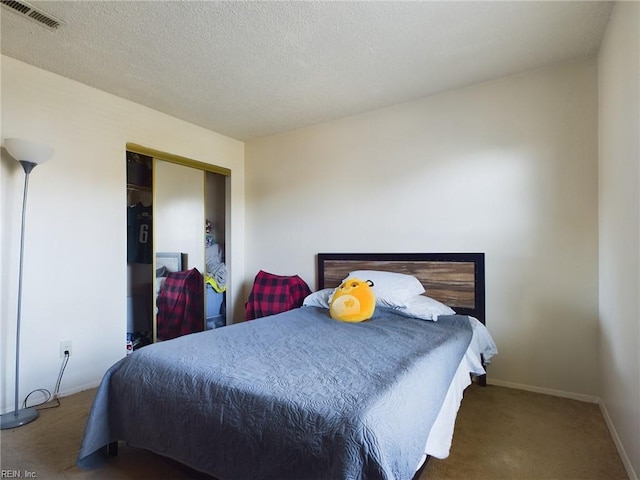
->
<box><xmin>0</xmin><ymin>407</ymin><xmax>39</xmax><ymax>430</ymax></box>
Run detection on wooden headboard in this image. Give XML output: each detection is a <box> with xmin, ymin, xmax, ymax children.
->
<box><xmin>317</xmin><ymin>253</ymin><xmax>485</xmax><ymax>324</ymax></box>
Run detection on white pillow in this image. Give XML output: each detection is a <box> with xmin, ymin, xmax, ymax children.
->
<box><xmin>302</xmin><ymin>289</ymin><xmax>333</xmax><ymax>309</ymax></box>
<box><xmin>332</xmin><ymin>270</ymin><xmax>426</xmax><ymax>309</ymax></box>
<box><xmin>395</xmin><ymin>295</ymin><xmax>455</xmax><ymax>321</ymax></box>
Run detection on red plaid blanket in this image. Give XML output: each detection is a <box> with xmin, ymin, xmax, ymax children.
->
<box><xmin>245</xmin><ymin>270</ymin><xmax>311</xmax><ymax>320</ymax></box>
<box><xmin>157</xmin><ymin>268</ymin><xmax>204</xmax><ymax>340</ymax></box>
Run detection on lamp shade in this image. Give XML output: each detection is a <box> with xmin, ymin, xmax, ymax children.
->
<box><xmin>4</xmin><ymin>138</ymin><xmax>54</xmax><ymax>165</ymax></box>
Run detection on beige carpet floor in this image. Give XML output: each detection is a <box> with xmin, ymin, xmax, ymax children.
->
<box><xmin>0</xmin><ymin>384</ymin><xmax>628</xmax><ymax>479</ymax></box>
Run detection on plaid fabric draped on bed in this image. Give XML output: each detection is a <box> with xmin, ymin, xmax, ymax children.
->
<box><xmin>245</xmin><ymin>270</ymin><xmax>311</xmax><ymax>320</ymax></box>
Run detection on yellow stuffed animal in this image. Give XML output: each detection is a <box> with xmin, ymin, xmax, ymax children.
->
<box><xmin>329</xmin><ymin>278</ymin><xmax>376</xmax><ymax>322</ymax></box>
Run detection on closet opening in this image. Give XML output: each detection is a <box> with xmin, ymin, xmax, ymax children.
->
<box><xmin>126</xmin><ymin>151</ymin><xmax>153</xmax><ymax>350</ymax></box>
<box><xmin>125</xmin><ymin>144</ymin><xmax>231</xmax><ymax>349</ymax></box>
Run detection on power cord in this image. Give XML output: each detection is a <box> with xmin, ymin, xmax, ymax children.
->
<box><xmin>23</xmin><ymin>350</ymin><xmax>70</xmax><ymax>411</ymax></box>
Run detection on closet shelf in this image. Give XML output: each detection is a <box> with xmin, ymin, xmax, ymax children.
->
<box><xmin>127</xmin><ymin>183</ymin><xmax>152</xmax><ymax>192</ymax></box>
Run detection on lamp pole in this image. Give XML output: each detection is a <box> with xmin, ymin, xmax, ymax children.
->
<box><xmin>1</xmin><ymin>138</ymin><xmax>53</xmax><ymax>430</ymax></box>
<box><xmin>1</xmin><ymin>161</ymin><xmax>39</xmax><ymax>429</ymax></box>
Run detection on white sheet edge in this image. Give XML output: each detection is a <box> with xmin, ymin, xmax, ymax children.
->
<box><xmin>415</xmin><ymin>316</ymin><xmax>497</xmax><ymax>470</ymax></box>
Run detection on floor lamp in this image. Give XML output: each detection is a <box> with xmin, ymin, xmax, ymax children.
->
<box><xmin>1</xmin><ymin>138</ymin><xmax>54</xmax><ymax>430</ymax></box>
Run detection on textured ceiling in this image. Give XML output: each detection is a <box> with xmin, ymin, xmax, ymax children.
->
<box><xmin>1</xmin><ymin>1</ymin><xmax>613</xmax><ymax>141</ymax></box>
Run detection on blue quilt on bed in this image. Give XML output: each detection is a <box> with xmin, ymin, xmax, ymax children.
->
<box><xmin>77</xmin><ymin>307</ymin><xmax>472</xmax><ymax>480</ymax></box>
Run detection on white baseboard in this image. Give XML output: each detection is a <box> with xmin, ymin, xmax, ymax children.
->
<box><xmin>57</xmin><ymin>380</ymin><xmax>101</xmax><ymax>399</ymax></box>
<box><xmin>0</xmin><ymin>380</ymin><xmax>100</xmax><ymax>415</ymax></box>
<box><xmin>487</xmin><ymin>378</ymin><xmax>600</xmax><ymax>404</ymax></box>
<box><xmin>599</xmin><ymin>399</ymin><xmax>638</xmax><ymax>480</ymax></box>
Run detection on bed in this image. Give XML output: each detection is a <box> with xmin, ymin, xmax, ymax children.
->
<box><xmin>77</xmin><ymin>252</ymin><xmax>497</xmax><ymax>480</ymax></box>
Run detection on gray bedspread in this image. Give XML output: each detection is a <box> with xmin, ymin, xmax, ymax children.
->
<box><xmin>77</xmin><ymin>307</ymin><xmax>472</xmax><ymax>480</ymax></box>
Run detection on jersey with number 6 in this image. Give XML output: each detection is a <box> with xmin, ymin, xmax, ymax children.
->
<box><xmin>127</xmin><ymin>203</ymin><xmax>152</xmax><ymax>264</ymax></box>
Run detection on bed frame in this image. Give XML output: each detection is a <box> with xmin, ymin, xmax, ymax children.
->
<box><xmin>318</xmin><ymin>252</ymin><xmax>485</xmax><ymax>324</ymax></box>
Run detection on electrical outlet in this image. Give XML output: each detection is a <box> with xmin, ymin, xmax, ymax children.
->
<box><xmin>60</xmin><ymin>340</ymin><xmax>72</xmax><ymax>358</ymax></box>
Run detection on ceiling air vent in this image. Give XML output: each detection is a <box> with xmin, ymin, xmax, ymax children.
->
<box><xmin>1</xmin><ymin>0</ymin><xmax>65</xmax><ymax>30</ymax></box>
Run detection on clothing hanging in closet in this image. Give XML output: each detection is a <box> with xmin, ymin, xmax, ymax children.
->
<box><xmin>157</xmin><ymin>268</ymin><xmax>204</xmax><ymax>341</ymax></box>
<box><xmin>127</xmin><ymin>202</ymin><xmax>152</xmax><ymax>264</ymax></box>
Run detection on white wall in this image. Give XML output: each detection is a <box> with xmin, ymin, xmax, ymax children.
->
<box><xmin>0</xmin><ymin>56</ymin><xmax>245</xmax><ymax>411</ymax></box>
<box><xmin>246</xmin><ymin>61</ymin><xmax>600</xmax><ymax>398</ymax></box>
<box><xmin>598</xmin><ymin>2</ymin><xmax>640</xmax><ymax>478</ymax></box>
